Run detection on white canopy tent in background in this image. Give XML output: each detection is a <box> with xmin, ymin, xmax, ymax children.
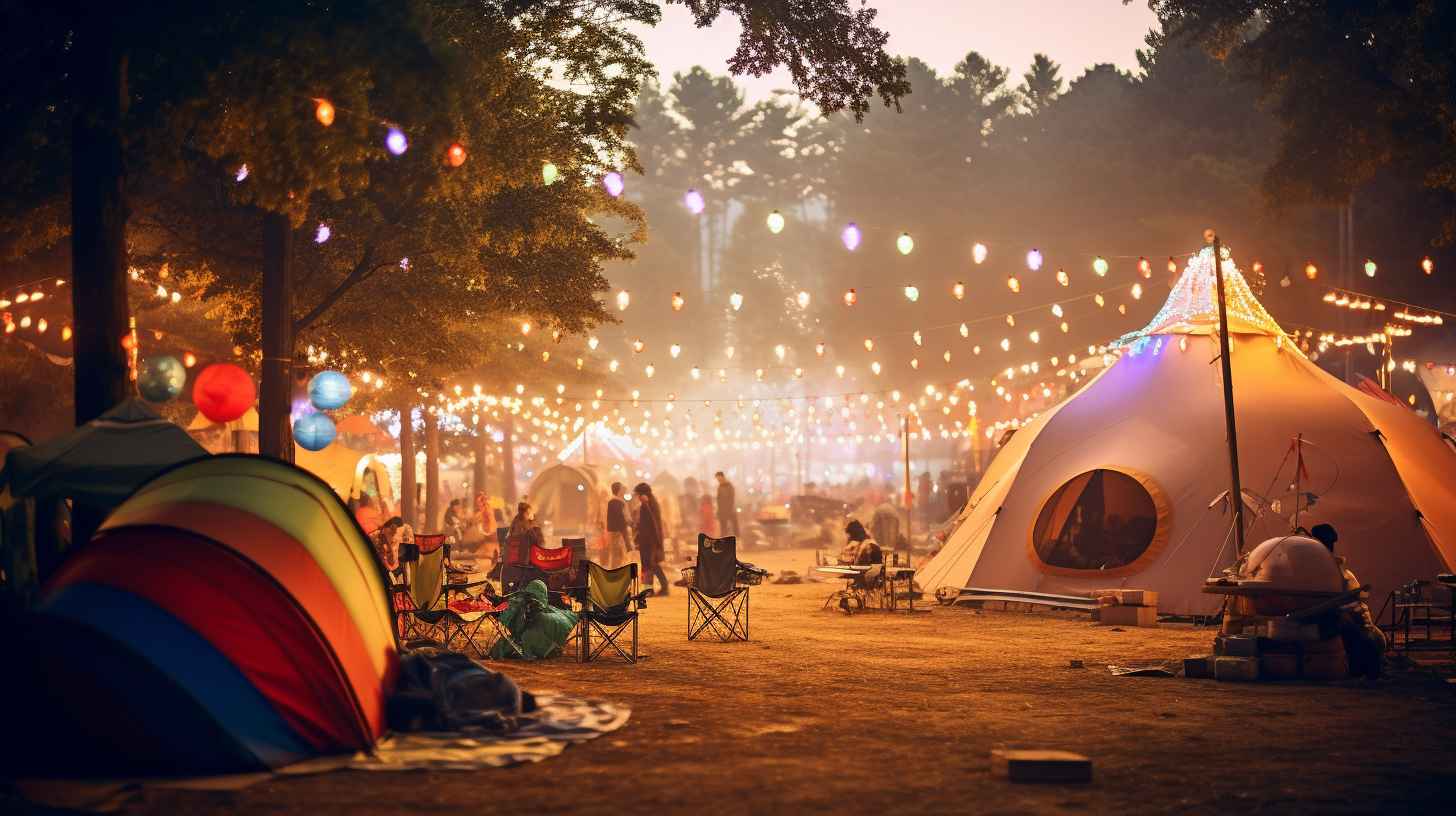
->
<box><xmin>919</xmin><ymin>246</ymin><xmax>1456</xmax><ymax>614</ymax></box>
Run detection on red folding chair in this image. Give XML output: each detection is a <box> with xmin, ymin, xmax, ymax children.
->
<box><xmin>530</xmin><ymin>543</ymin><xmax>576</xmax><ymax>595</ymax></box>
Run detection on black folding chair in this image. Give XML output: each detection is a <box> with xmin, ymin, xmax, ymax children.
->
<box><xmin>576</xmin><ymin>562</ymin><xmax>648</xmax><ymax>662</ymax></box>
<box><xmin>688</xmin><ymin>533</ymin><xmax>750</xmax><ymax>641</ymax></box>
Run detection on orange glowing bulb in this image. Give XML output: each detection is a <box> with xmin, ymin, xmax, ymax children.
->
<box><xmin>315</xmin><ymin>99</ymin><xmax>336</xmax><ymax>127</ymax></box>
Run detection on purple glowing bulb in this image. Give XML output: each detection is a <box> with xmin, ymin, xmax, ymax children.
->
<box><xmin>1026</xmin><ymin>248</ymin><xmax>1043</xmax><ymax>271</ymax></box>
<box><xmin>841</xmin><ymin>222</ymin><xmax>862</xmax><ymax>252</ymax></box>
<box><xmin>314</xmin><ymin>222</ymin><xmax>331</xmax><ymax>243</ymax></box>
<box><xmin>684</xmin><ymin>188</ymin><xmax>705</xmax><ymax>215</ymax></box>
<box><xmin>385</xmin><ymin>127</ymin><xmax>408</xmax><ymax>156</ymax></box>
<box><xmin>603</xmin><ymin>171</ymin><xmax>625</xmax><ymax>197</ymax></box>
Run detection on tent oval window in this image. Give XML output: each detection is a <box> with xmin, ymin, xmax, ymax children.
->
<box><xmin>1029</xmin><ymin>468</ymin><xmax>1170</xmax><ymax>576</ymax></box>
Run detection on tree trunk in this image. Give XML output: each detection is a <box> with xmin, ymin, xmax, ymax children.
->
<box><xmin>423</xmin><ymin>407</ymin><xmax>441</xmax><ymax>531</ymax></box>
<box><xmin>501</xmin><ymin>414</ymin><xmax>518</xmax><ymax>504</ymax></box>
<box><xmin>70</xmin><ymin>22</ymin><xmax>131</xmax><ymax>426</ymax></box>
<box><xmin>473</xmin><ymin>424</ymin><xmax>489</xmax><ymax>499</ymax></box>
<box><xmin>259</xmin><ymin>212</ymin><xmax>294</xmax><ymax>461</ymax></box>
<box><xmin>399</xmin><ymin>402</ymin><xmax>417</xmax><ymax>527</ymax></box>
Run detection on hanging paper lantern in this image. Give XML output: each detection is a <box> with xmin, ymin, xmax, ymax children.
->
<box><xmin>542</xmin><ymin>161</ymin><xmax>560</xmax><ymax>185</ymax></box>
<box><xmin>1026</xmin><ymin>249</ymin><xmax>1043</xmax><ymax>271</ymax></box>
<box><xmin>1421</xmin><ymin>256</ymin><xmax>1434</xmax><ymax>275</ymax></box>
<box><xmin>897</xmin><ymin>232</ymin><xmax>915</xmax><ymax>255</ymax></box>
<box><xmin>972</xmin><ymin>243</ymin><xmax>988</xmax><ymax>265</ymax></box>
<box><xmin>952</xmin><ymin>282</ymin><xmax>966</xmax><ymax>301</ymax></box>
<box><xmin>193</xmin><ymin>363</ymin><xmax>255</xmax><ymax>424</ymax></box>
<box><xmin>314</xmin><ymin>99</ymin><xmax>335</xmax><ymax>127</ymax></box>
<box><xmin>447</xmin><ymin>143</ymin><xmax>468</xmax><ymax>167</ymax></box>
<box><xmin>138</xmin><ymin>356</ymin><xmax>186</xmax><ymax>403</ymax></box>
<box><xmin>603</xmin><ymin>171</ymin><xmax>624</xmax><ymax>197</ymax></box>
<box><xmin>1364</xmin><ymin>259</ymin><xmax>1377</xmax><ymax>278</ymax></box>
<box><xmin>843</xmin><ymin>288</ymin><xmax>858</xmax><ymax>306</ymax></box>
<box><xmin>385</xmin><ymin>127</ymin><xmax>408</xmax><ymax>155</ymax></box>
<box><xmin>841</xmin><ymin>223</ymin><xmax>862</xmax><ymax>251</ymax></box>
<box><xmin>684</xmin><ymin>188</ymin><xmax>705</xmax><ymax>215</ymax></box>
<box><xmin>293</xmin><ymin>412</ymin><xmax>337</xmax><ymax>451</ymax></box>
<box><xmin>308</xmin><ymin>370</ymin><xmax>353</xmax><ymax>411</ymax></box>
<box><xmin>1092</xmin><ymin>256</ymin><xmax>1109</xmax><ymax>276</ymax></box>
<box><xmin>766</xmin><ymin>210</ymin><xmax>786</xmax><ymax>234</ymax></box>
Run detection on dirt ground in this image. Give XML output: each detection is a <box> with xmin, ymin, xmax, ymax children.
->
<box><xmin>15</xmin><ymin>547</ymin><xmax>1456</xmax><ymax>815</ymax></box>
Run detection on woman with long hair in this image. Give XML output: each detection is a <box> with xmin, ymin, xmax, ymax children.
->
<box><xmin>633</xmin><ymin>483</ymin><xmax>670</xmax><ymax>596</ymax></box>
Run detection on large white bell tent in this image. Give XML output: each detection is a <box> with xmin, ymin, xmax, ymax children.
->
<box><xmin>919</xmin><ymin>246</ymin><xmax>1456</xmax><ymax>614</ymax></box>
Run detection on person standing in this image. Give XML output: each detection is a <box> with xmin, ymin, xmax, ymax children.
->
<box><xmin>634</xmin><ymin>483</ymin><xmax>670</xmax><ymax>596</ymax></box>
<box><xmin>698</xmin><ymin>493</ymin><xmax>717</xmax><ymax>538</ymax></box>
<box><xmin>1311</xmin><ymin>523</ymin><xmax>1386</xmax><ymax>680</ymax></box>
<box><xmin>715</xmin><ymin>471</ymin><xmax>738</xmax><ymax>538</ymax></box>
<box><xmin>605</xmin><ymin>482</ymin><xmax>632</xmax><ymax>569</ymax></box>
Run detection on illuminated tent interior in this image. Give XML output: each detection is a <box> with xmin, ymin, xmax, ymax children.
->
<box><xmin>919</xmin><ymin>247</ymin><xmax>1456</xmax><ymax>614</ymax></box>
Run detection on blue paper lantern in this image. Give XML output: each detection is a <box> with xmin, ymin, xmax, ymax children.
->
<box><xmin>308</xmin><ymin>370</ymin><xmax>352</xmax><ymax>411</ymax></box>
<box><xmin>293</xmin><ymin>412</ymin><xmax>336</xmax><ymax>451</ymax></box>
<box><xmin>138</xmin><ymin>355</ymin><xmax>186</xmax><ymax>403</ymax></box>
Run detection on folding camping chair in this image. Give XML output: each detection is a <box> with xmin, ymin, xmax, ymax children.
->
<box><xmin>529</xmin><ymin>542</ymin><xmax>578</xmax><ymax>599</ymax></box>
<box><xmin>393</xmin><ymin>535</ymin><xmax>521</xmax><ymax>659</ymax></box>
<box><xmin>688</xmin><ymin>534</ymin><xmax>751</xmax><ymax>641</ymax></box>
<box><xmin>575</xmin><ymin>562</ymin><xmax>648</xmax><ymax>662</ymax></box>
<box><xmin>500</xmin><ymin>531</ymin><xmax>533</xmax><ymax>593</ymax></box>
<box><xmin>822</xmin><ymin>563</ymin><xmax>888</xmax><ymax>614</ymax></box>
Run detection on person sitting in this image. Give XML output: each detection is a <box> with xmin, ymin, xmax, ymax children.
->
<box><xmin>1311</xmin><ymin>522</ymin><xmax>1386</xmax><ymax>680</ymax></box>
<box><xmin>838</xmin><ymin>520</ymin><xmax>883</xmax><ymax>566</ymax></box>
<box><xmin>507</xmin><ymin>501</ymin><xmax>543</xmax><ymax>551</ymax></box>
<box><xmin>372</xmin><ymin>516</ymin><xmax>407</xmax><ymax>576</ymax></box>
<box><xmin>354</xmin><ymin>493</ymin><xmax>383</xmax><ymax>536</ymax></box>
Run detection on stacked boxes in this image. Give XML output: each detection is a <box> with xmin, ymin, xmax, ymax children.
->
<box><xmin>1092</xmin><ymin>589</ymin><xmax>1159</xmax><ymax>627</ymax></box>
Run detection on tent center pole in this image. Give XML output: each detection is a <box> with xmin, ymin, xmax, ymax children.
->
<box><xmin>1209</xmin><ymin>231</ymin><xmax>1247</xmax><ymax>557</ymax></box>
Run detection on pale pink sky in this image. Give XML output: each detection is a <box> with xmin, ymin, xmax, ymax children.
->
<box><xmin>634</xmin><ymin>1</ymin><xmax>1161</xmax><ymax>100</ymax></box>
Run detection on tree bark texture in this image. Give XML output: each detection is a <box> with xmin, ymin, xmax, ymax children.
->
<box><xmin>399</xmin><ymin>402</ymin><xmax>417</xmax><ymax>526</ymax></box>
<box><xmin>259</xmin><ymin>212</ymin><xmax>294</xmax><ymax>461</ymax></box>
<box><xmin>501</xmin><ymin>414</ymin><xmax>517</xmax><ymax>504</ymax></box>
<box><xmin>423</xmin><ymin>407</ymin><xmax>440</xmax><ymax>532</ymax></box>
<box><xmin>70</xmin><ymin>21</ymin><xmax>131</xmax><ymax>426</ymax></box>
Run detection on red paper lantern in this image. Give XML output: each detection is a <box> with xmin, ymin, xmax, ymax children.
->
<box><xmin>193</xmin><ymin>362</ymin><xmax>256</xmax><ymax>423</ymax></box>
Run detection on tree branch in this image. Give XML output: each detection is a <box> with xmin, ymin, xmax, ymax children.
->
<box><xmin>294</xmin><ymin>249</ymin><xmax>394</xmax><ymax>334</ymax></box>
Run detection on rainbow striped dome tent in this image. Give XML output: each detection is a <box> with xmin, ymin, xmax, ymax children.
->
<box><xmin>11</xmin><ymin>455</ymin><xmax>399</xmax><ymax>777</ymax></box>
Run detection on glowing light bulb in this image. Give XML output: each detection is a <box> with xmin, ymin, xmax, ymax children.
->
<box><xmin>843</xmin><ymin>288</ymin><xmax>858</xmax><ymax>306</ymax></box>
<box><xmin>587</xmin><ymin>336</ymin><xmax>599</xmax><ymax>350</ymax></box>
<box><xmin>1095</xmin><ymin>294</ymin><xmax>1105</xmax><ymax>307</ymax></box>
<box><xmin>897</xmin><ymin>232</ymin><xmax>915</xmax><ymax>255</ymax></box>
<box><xmin>608</xmin><ymin>359</ymin><xmax>619</xmax><ymax>372</ymax></box>
<box><xmin>1007</xmin><ymin>274</ymin><xmax>1021</xmax><ymax>293</ymax></box>
<box><xmin>796</xmin><ymin>290</ymin><xmax>811</xmax><ymax>309</ymax></box>
<box><xmin>999</xmin><ymin>337</ymin><xmax>1010</xmax><ymax>352</ymax></box>
<box><xmin>670</xmin><ymin>343</ymin><xmax>681</xmax><ymax>359</ymax></box>
<box><xmin>1138</xmin><ymin>257</ymin><xmax>1151</xmax><ymax>278</ymax></box>
<box><xmin>235</xmin><ymin>164</ymin><xmax>249</xmax><ymax>182</ymax></box>
<box><xmin>729</xmin><ymin>291</ymin><xmax>744</xmax><ymax>311</ymax></box>
<box><xmin>314</xmin><ymin>222</ymin><xmax>331</xmax><ymax>243</ymax></box>
<box><xmin>913</xmin><ymin>330</ymin><xmax>923</xmax><ymax>347</ymax></box>
<box><xmin>1060</xmin><ymin>321</ymin><xmax>1069</xmax><ymax>333</ymax></box>
<box><xmin>864</xmin><ymin>338</ymin><xmax>875</xmax><ymax>352</ymax></box>
<box><xmin>952</xmin><ymin>281</ymin><xmax>966</xmax><ymax>301</ymax></box>
<box><xmin>520</xmin><ymin>321</ymin><xmax>532</xmax><ymax>335</ymax></box>
<box><xmin>684</xmin><ymin>188</ymin><xmax>705</xmax><ymax>215</ymax></box>
<box><xmin>542</xmin><ymin>162</ymin><xmax>559</xmax><ymax>185</ymax></box>
<box><xmin>632</xmin><ymin>339</ymin><xmax>645</xmax><ymax>353</ymax></box>
<box><xmin>1051</xmin><ymin>304</ymin><xmax>1063</xmax><ymax>318</ymax></box>
<box><xmin>691</xmin><ymin>366</ymin><xmax>702</xmax><ymax>380</ymax></box>
<box><xmin>910</xmin><ymin>358</ymin><xmax>920</xmax><ymax>369</ymax></box>
<box><xmin>1304</xmin><ymin>262</ymin><xmax>1319</xmax><ymax>280</ymax></box>
<box><xmin>314</xmin><ymin>99</ymin><xmax>335</xmax><ymax>126</ymax></box>
<box><xmin>603</xmin><ymin>171</ymin><xmax>624</xmax><ymax>197</ymax></box>
<box><xmin>1029</xmin><ymin>330</ymin><xmax>1040</xmax><ymax>344</ymax></box>
<box><xmin>774</xmin><ymin>344</ymin><xmax>787</xmax><ymax>361</ymax></box>
<box><xmin>835</xmin><ymin>364</ymin><xmax>846</xmax><ymax>378</ymax></box>
<box><xmin>63</xmin><ymin>326</ymin><xmax>74</xmax><ymax>342</ymax></box>
<box><xmin>725</xmin><ymin>346</ymin><xmax>735</xmax><ymax>359</ymax></box>
<box><xmin>841</xmin><ymin>222</ymin><xmax>861</xmax><ymax>251</ymax></box>
<box><xmin>385</xmin><ymin>127</ymin><xmax>408</xmax><ymax>155</ymax></box>
<box><xmin>943</xmin><ymin>350</ymin><xmax>952</xmax><ymax>363</ymax></box>
<box><xmin>903</xmin><ymin>285</ymin><xmax>919</xmax><ymax>302</ymax></box>
<box><xmin>615</xmin><ymin>289</ymin><xmax>631</xmax><ymax>311</ymax></box>
<box><xmin>1421</xmin><ymin>256</ymin><xmax>1434</xmax><ymax>275</ymax></box>
<box><xmin>1131</xmin><ymin>283</ymin><xmax>1144</xmax><ymax>300</ymax></box>
<box><xmin>815</xmin><ymin>341</ymin><xmax>826</xmax><ymax>357</ymax></box>
<box><xmin>1364</xmin><ymin>259</ymin><xmax>1377</xmax><ymax>278</ymax></box>
<box><xmin>959</xmin><ymin>323</ymin><xmax>969</xmax><ymax>338</ymax></box>
<box><xmin>447</xmin><ymin>143</ymin><xmax>467</xmax><ymax>167</ymax></box>
<box><xmin>871</xmin><ymin>361</ymin><xmax>882</xmax><ymax>375</ymax></box>
<box><xmin>972</xmin><ymin>242</ymin><xmax>988</xmax><ymax>264</ymax></box>
<box><xmin>645</xmin><ymin>363</ymin><xmax>655</xmax><ymax>378</ymax></box>
<box><xmin>1006</xmin><ymin>314</ymin><xmax>1016</xmax><ymax>327</ymax></box>
<box><xmin>766</xmin><ymin>210</ymin><xmax>785</xmax><ymax>234</ymax></box>
<box><xmin>671</xmin><ymin>291</ymin><xmax>685</xmax><ymax>311</ymax></box>
<box><xmin>1092</xmin><ymin>256</ymin><xmax>1109</xmax><ymax>276</ymax></box>
<box><xmin>1026</xmin><ymin>249</ymin><xmax>1043</xmax><ymax>271</ymax></box>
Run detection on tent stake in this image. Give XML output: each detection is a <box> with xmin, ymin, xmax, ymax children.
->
<box><xmin>1209</xmin><ymin>230</ymin><xmax>1248</xmax><ymax>556</ymax></box>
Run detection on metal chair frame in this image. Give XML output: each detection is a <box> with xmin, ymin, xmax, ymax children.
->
<box><xmin>576</xmin><ymin>562</ymin><xmax>645</xmax><ymax>663</ymax></box>
<box><xmin>688</xmin><ymin>533</ymin><xmax>751</xmax><ymax>642</ymax></box>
